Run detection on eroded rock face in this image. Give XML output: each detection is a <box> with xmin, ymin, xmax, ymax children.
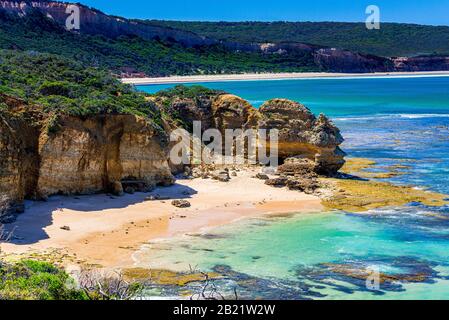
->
<box><xmin>313</xmin><ymin>48</ymin><xmax>393</xmax><ymax>73</ymax></box>
<box><xmin>0</xmin><ymin>95</ymin><xmax>174</xmax><ymax>222</ymax></box>
<box><xmin>0</xmin><ymin>1</ymin><xmax>218</xmax><ymax>48</ymax></box>
<box><xmin>211</xmin><ymin>94</ymin><xmax>259</xmax><ymax>133</ymax></box>
<box><xmin>258</xmin><ymin>99</ymin><xmax>345</xmax><ymax>174</ymax></box>
<box><xmin>392</xmin><ymin>56</ymin><xmax>449</xmax><ymax>72</ymax></box>
<box><xmin>36</xmin><ymin>115</ymin><xmax>173</xmax><ymax>197</ymax></box>
<box><xmin>0</xmin><ymin>97</ymin><xmax>41</xmax><ymax>220</ymax></box>
<box><xmin>157</xmin><ymin>93</ymin><xmax>345</xmax><ymax>175</ymax></box>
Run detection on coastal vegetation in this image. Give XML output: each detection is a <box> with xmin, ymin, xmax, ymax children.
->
<box><xmin>0</xmin><ymin>259</ymin><xmax>86</xmax><ymax>300</ymax></box>
<box><xmin>152</xmin><ymin>21</ymin><xmax>449</xmax><ymax>57</ymax></box>
<box><xmin>0</xmin><ymin>50</ymin><xmax>166</xmax><ymax>134</ymax></box>
<box><xmin>0</xmin><ymin>258</ymin><xmax>145</xmax><ymax>300</ymax></box>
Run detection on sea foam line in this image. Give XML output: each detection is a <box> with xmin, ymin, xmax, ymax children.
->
<box><xmin>334</xmin><ymin>114</ymin><xmax>449</xmax><ymax>121</ymax></box>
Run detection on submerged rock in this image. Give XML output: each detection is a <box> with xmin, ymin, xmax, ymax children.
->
<box><xmin>322</xmin><ymin>178</ymin><xmax>449</xmax><ymax>212</ymax></box>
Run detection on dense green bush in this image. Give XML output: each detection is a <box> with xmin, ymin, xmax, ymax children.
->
<box><xmin>154</xmin><ymin>85</ymin><xmax>224</xmax><ymax>100</ymax></box>
<box><xmin>0</xmin><ymin>50</ymin><xmax>164</xmax><ymax>133</ymax></box>
<box><xmin>0</xmin><ymin>259</ymin><xmax>144</xmax><ymax>300</ymax></box>
<box><xmin>0</xmin><ymin>260</ymin><xmax>87</xmax><ymax>300</ymax></box>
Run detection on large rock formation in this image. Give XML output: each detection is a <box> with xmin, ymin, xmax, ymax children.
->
<box><xmin>156</xmin><ymin>92</ymin><xmax>345</xmax><ymax>175</ymax></box>
<box><xmin>1</xmin><ymin>88</ymin><xmax>346</xmax><ymax>222</ymax></box>
<box><xmin>0</xmin><ymin>94</ymin><xmax>173</xmax><ymax>222</ymax></box>
<box><xmin>0</xmin><ymin>95</ymin><xmax>41</xmax><ymax>220</ymax></box>
<box><xmin>258</xmin><ymin>99</ymin><xmax>345</xmax><ymax>174</ymax></box>
<box><xmin>211</xmin><ymin>94</ymin><xmax>260</xmax><ymax>133</ymax></box>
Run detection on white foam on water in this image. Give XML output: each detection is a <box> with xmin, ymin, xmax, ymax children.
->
<box><xmin>334</xmin><ymin>114</ymin><xmax>449</xmax><ymax>121</ymax></box>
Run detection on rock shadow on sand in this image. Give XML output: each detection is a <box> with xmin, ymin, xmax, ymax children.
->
<box><xmin>3</xmin><ymin>183</ymin><xmax>197</xmax><ymax>245</ymax></box>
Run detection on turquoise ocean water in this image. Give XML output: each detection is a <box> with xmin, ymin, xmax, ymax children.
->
<box><xmin>137</xmin><ymin>77</ymin><xmax>449</xmax><ymax>299</ymax></box>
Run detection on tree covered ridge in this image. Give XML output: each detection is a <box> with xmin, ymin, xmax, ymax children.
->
<box><xmin>149</xmin><ymin>21</ymin><xmax>449</xmax><ymax>57</ymax></box>
<box><xmin>0</xmin><ymin>9</ymin><xmax>322</xmax><ymax>77</ymax></box>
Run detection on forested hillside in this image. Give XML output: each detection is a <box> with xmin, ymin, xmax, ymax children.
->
<box><xmin>150</xmin><ymin>21</ymin><xmax>449</xmax><ymax>57</ymax></box>
<box><xmin>0</xmin><ymin>10</ymin><xmax>320</xmax><ymax>76</ymax></box>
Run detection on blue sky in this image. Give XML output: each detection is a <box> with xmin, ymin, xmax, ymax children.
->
<box><xmin>80</xmin><ymin>0</ymin><xmax>449</xmax><ymax>25</ymax></box>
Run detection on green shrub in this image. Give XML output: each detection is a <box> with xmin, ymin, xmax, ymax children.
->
<box><xmin>0</xmin><ymin>50</ymin><xmax>165</xmax><ymax>136</ymax></box>
<box><xmin>0</xmin><ymin>260</ymin><xmax>88</xmax><ymax>300</ymax></box>
<box><xmin>155</xmin><ymin>85</ymin><xmax>223</xmax><ymax>100</ymax></box>
<box><xmin>38</xmin><ymin>81</ymin><xmax>74</xmax><ymax>97</ymax></box>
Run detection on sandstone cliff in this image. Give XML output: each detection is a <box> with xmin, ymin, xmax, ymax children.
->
<box><xmin>1</xmin><ymin>87</ymin><xmax>346</xmax><ymax>222</ymax></box>
<box><xmin>392</xmin><ymin>56</ymin><xmax>449</xmax><ymax>71</ymax></box>
<box><xmin>0</xmin><ymin>94</ymin><xmax>174</xmax><ymax>222</ymax></box>
<box><xmin>258</xmin><ymin>99</ymin><xmax>345</xmax><ymax>174</ymax></box>
<box><xmin>0</xmin><ymin>0</ymin><xmax>217</xmax><ymax>47</ymax></box>
<box><xmin>154</xmin><ymin>91</ymin><xmax>345</xmax><ymax>175</ymax></box>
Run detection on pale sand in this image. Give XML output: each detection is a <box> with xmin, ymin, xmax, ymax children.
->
<box><xmin>0</xmin><ymin>169</ymin><xmax>322</xmax><ymax>269</ymax></box>
<box><xmin>122</xmin><ymin>71</ymin><xmax>449</xmax><ymax>85</ymax></box>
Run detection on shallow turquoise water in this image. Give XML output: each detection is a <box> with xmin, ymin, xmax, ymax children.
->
<box><xmin>137</xmin><ymin>77</ymin><xmax>449</xmax><ymax>299</ymax></box>
<box><xmin>140</xmin><ymin>77</ymin><xmax>449</xmax><ymax>117</ymax></box>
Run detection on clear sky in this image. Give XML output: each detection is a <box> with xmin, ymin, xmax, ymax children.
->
<box><xmin>79</xmin><ymin>0</ymin><xmax>449</xmax><ymax>25</ymax></box>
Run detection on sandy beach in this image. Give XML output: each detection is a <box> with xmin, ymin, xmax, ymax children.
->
<box><xmin>121</xmin><ymin>71</ymin><xmax>449</xmax><ymax>85</ymax></box>
<box><xmin>0</xmin><ymin>168</ymin><xmax>322</xmax><ymax>269</ymax></box>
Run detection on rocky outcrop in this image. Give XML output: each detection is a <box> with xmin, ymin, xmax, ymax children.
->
<box><xmin>36</xmin><ymin>115</ymin><xmax>173</xmax><ymax>196</ymax></box>
<box><xmin>265</xmin><ymin>157</ymin><xmax>323</xmax><ymax>194</ymax></box>
<box><xmin>392</xmin><ymin>56</ymin><xmax>449</xmax><ymax>71</ymax></box>
<box><xmin>313</xmin><ymin>48</ymin><xmax>393</xmax><ymax>73</ymax></box>
<box><xmin>257</xmin><ymin>99</ymin><xmax>345</xmax><ymax>174</ymax></box>
<box><xmin>211</xmin><ymin>94</ymin><xmax>259</xmax><ymax>133</ymax></box>
<box><xmin>0</xmin><ymin>95</ymin><xmax>42</xmax><ymax>221</ymax></box>
<box><xmin>157</xmin><ymin>92</ymin><xmax>345</xmax><ymax>175</ymax></box>
<box><xmin>1</xmin><ymin>88</ymin><xmax>346</xmax><ymax>222</ymax></box>
<box><xmin>0</xmin><ymin>94</ymin><xmax>173</xmax><ymax>222</ymax></box>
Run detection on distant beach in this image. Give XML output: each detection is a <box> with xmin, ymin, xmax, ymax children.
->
<box><xmin>122</xmin><ymin>71</ymin><xmax>449</xmax><ymax>85</ymax></box>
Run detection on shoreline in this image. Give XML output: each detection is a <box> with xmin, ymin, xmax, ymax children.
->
<box><xmin>2</xmin><ymin>160</ymin><xmax>448</xmax><ymax>272</ymax></box>
<box><xmin>0</xmin><ymin>168</ymin><xmax>322</xmax><ymax>269</ymax></box>
<box><xmin>121</xmin><ymin>71</ymin><xmax>449</xmax><ymax>85</ymax></box>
